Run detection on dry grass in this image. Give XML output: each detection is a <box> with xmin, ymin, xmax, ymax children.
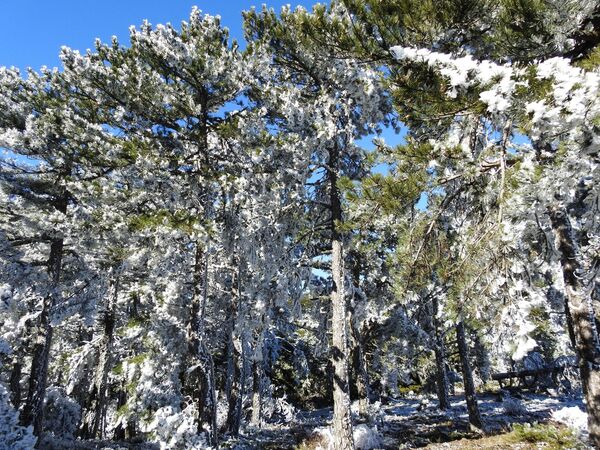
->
<box><xmin>426</xmin><ymin>422</ymin><xmax>587</xmax><ymax>450</ymax></box>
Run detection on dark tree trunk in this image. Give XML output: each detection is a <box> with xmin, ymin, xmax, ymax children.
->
<box><xmin>472</xmin><ymin>332</ymin><xmax>491</xmax><ymax>384</ymax></box>
<box><xmin>207</xmin><ymin>352</ymin><xmax>218</xmax><ymax>446</ymax></box>
<box><xmin>350</xmin><ymin>323</ymin><xmax>370</xmax><ymax>419</ymax></box>
<box><xmin>250</xmin><ymin>306</ymin><xmax>272</xmax><ymax>428</ymax></box>
<box><xmin>9</xmin><ymin>359</ymin><xmax>21</xmax><ymax>409</ymax></box>
<box><xmin>21</xmin><ymin>193</ymin><xmax>67</xmax><ymax>445</ymax></box>
<box><xmin>185</xmin><ymin>89</ymin><xmax>219</xmax><ymax>447</ymax></box>
<box><xmin>251</xmin><ymin>358</ymin><xmax>263</xmax><ymax>427</ymax></box>
<box><xmin>456</xmin><ymin>321</ymin><xmax>484</xmax><ymax>431</ymax></box>
<box><xmin>22</xmin><ymin>298</ymin><xmax>55</xmax><ymax>441</ymax></box>
<box><xmin>329</xmin><ymin>143</ymin><xmax>354</xmax><ymax>450</ymax></box>
<box><xmin>181</xmin><ymin>242</ymin><xmax>218</xmax><ymax>447</ymax></box>
<box><xmin>197</xmin><ymin>345</ymin><xmax>218</xmax><ymax>447</ymax></box>
<box><xmin>113</xmin><ymin>383</ymin><xmax>127</xmax><ymax>441</ymax></box>
<box><xmin>433</xmin><ymin>337</ymin><xmax>450</xmax><ymax>410</ymax></box>
<box><xmin>83</xmin><ymin>272</ymin><xmax>119</xmax><ymax>439</ymax></box>
<box><xmin>225</xmin><ymin>258</ymin><xmax>243</xmax><ymax>436</ymax></box>
<box><xmin>349</xmin><ymin>252</ymin><xmax>370</xmax><ymax>419</ymax></box>
<box><xmin>225</xmin><ymin>338</ymin><xmax>242</xmax><ymax>436</ymax></box>
<box><xmin>549</xmin><ymin>205</ymin><xmax>600</xmax><ymax>447</ymax></box>
<box><xmin>432</xmin><ymin>297</ymin><xmax>450</xmax><ymax>410</ymax></box>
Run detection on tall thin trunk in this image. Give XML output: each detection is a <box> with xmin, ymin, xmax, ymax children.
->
<box><xmin>251</xmin><ymin>359</ymin><xmax>262</xmax><ymax>427</ymax></box>
<box><xmin>113</xmin><ymin>291</ymin><xmax>142</xmax><ymax>442</ymax></box>
<box><xmin>113</xmin><ymin>382</ymin><xmax>127</xmax><ymax>441</ymax></box>
<box><xmin>349</xmin><ymin>253</ymin><xmax>370</xmax><ymax>419</ymax></box>
<box><xmin>329</xmin><ymin>143</ymin><xmax>354</xmax><ymax>450</ymax></box>
<box><xmin>350</xmin><ymin>324</ymin><xmax>370</xmax><ymax>419</ymax></box>
<box><xmin>564</xmin><ymin>297</ymin><xmax>578</xmax><ymax>351</ymax></box>
<box><xmin>549</xmin><ymin>206</ymin><xmax>600</xmax><ymax>447</ymax></box>
<box><xmin>183</xmin><ymin>244</ymin><xmax>206</xmax><ymax>424</ymax></box>
<box><xmin>22</xmin><ymin>298</ymin><xmax>55</xmax><ymax>439</ymax></box>
<box><xmin>225</xmin><ymin>258</ymin><xmax>243</xmax><ymax>436</ymax></box>
<box><xmin>182</xmin><ymin>242</ymin><xmax>218</xmax><ymax>447</ymax></box>
<box><xmin>472</xmin><ymin>332</ymin><xmax>491</xmax><ymax>384</ymax></box>
<box><xmin>456</xmin><ymin>321</ymin><xmax>484</xmax><ymax>431</ymax></box>
<box><xmin>22</xmin><ymin>193</ymin><xmax>67</xmax><ymax>444</ymax></box>
<box><xmin>190</xmin><ymin>89</ymin><xmax>219</xmax><ymax>447</ymax></box>
<box><xmin>207</xmin><ymin>350</ymin><xmax>218</xmax><ymax>447</ymax></box>
<box><xmin>9</xmin><ymin>360</ymin><xmax>21</xmax><ymax>409</ymax></box>
<box><xmin>84</xmin><ymin>272</ymin><xmax>119</xmax><ymax>439</ymax></box>
<box><xmin>197</xmin><ymin>341</ymin><xmax>218</xmax><ymax>447</ymax></box>
<box><xmin>432</xmin><ymin>297</ymin><xmax>450</xmax><ymax>410</ymax></box>
<box><xmin>251</xmin><ymin>315</ymin><xmax>269</xmax><ymax>427</ymax></box>
<box><xmin>433</xmin><ymin>336</ymin><xmax>450</xmax><ymax>410</ymax></box>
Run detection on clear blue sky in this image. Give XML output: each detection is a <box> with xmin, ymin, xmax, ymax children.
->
<box><xmin>0</xmin><ymin>1</ymin><xmax>318</xmax><ymax>72</ymax></box>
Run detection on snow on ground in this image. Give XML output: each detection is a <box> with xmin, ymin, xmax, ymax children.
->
<box><xmin>552</xmin><ymin>405</ymin><xmax>588</xmax><ymax>434</ymax></box>
<box><xmin>310</xmin><ymin>424</ymin><xmax>383</xmax><ymax>450</ymax></box>
<box><xmin>218</xmin><ymin>391</ymin><xmax>588</xmax><ymax>449</ymax></box>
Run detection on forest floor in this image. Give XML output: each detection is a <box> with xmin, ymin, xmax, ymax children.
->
<box><xmin>66</xmin><ymin>390</ymin><xmax>589</xmax><ymax>449</ymax></box>
<box><xmin>224</xmin><ymin>390</ymin><xmax>589</xmax><ymax>449</ymax></box>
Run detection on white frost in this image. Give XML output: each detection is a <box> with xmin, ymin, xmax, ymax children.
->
<box><xmin>311</xmin><ymin>424</ymin><xmax>382</xmax><ymax>450</ymax></box>
<box><xmin>551</xmin><ymin>406</ymin><xmax>588</xmax><ymax>433</ymax></box>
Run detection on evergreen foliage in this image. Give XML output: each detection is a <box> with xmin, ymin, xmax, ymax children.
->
<box><xmin>1</xmin><ymin>1</ymin><xmax>599</xmax><ymax>449</ymax></box>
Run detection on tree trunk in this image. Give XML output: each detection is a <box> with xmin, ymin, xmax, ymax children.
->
<box><xmin>22</xmin><ymin>194</ymin><xmax>67</xmax><ymax>445</ymax></box>
<box><xmin>22</xmin><ymin>298</ymin><xmax>54</xmax><ymax>441</ymax></box>
<box><xmin>197</xmin><ymin>341</ymin><xmax>218</xmax><ymax>447</ymax></box>
<box><xmin>548</xmin><ymin>205</ymin><xmax>600</xmax><ymax>447</ymax></box>
<box><xmin>433</xmin><ymin>337</ymin><xmax>450</xmax><ymax>410</ymax></box>
<box><xmin>329</xmin><ymin>143</ymin><xmax>354</xmax><ymax>450</ymax></box>
<box><xmin>349</xmin><ymin>252</ymin><xmax>370</xmax><ymax>419</ymax></box>
<box><xmin>350</xmin><ymin>324</ymin><xmax>370</xmax><ymax>419</ymax></box>
<box><xmin>225</xmin><ymin>258</ymin><xmax>243</xmax><ymax>436</ymax></box>
<box><xmin>432</xmin><ymin>297</ymin><xmax>450</xmax><ymax>410</ymax></box>
<box><xmin>207</xmin><ymin>351</ymin><xmax>218</xmax><ymax>447</ymax></box>
<box><xmin>456</xmin><ymin>321</ymin><xmax>484</xmax><ymax>431</ymax></box>
<box><xmin>250</xmin><ymin>311</ymin><xmax>270</xmax><ymax>428</ymax></box>
<box><xmin>9</xmin><ymin>359</ymin><xmax>21</xmax><ymax>409</ymax></box>
<box><xmin>225</xmin><ymin>335</ymin><xmax>242</xmax><ymax>436</ymax></box>
<box><xmin>472</xmin><ymin>332</ymin><xmax>491</xmax><ymax>384</ymax></box>
<box><xmin>113</xmin><ymin>382</ymin><xmax>127</xmax><ymax>441</ymax></box>
<box><xmin>251</xmin><ymin>358</ymin><xmax>263</xmax><ymax>427</ymax></box>
<box><xmin>83</xmin><ymin>272</ymin><xmax>119</xmax><ymax>439</ymax></box>
<box><xmin>181</xmin><ymin>241</ymin><xmax>218</xmax><ymax>446</ymax></box>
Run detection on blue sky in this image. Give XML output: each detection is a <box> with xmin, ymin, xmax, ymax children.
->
<box><xmin>0</xmin><ymin>1</ymin><xmax>317</xmax><ymax>72</ymax></box>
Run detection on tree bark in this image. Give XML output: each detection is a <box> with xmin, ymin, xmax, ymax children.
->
<box><xmin>251</xmin><ymin>358</ymin><xmax>263</xmax><ymax>427</ymax></box>
<box><xmin>548</xmin><ymin>205</ymin><xmax>600</xmax><ymax>447</ymax></box>
<box><xmin>329</xmin><ymin>143</ymin><xmax>354</xmax><ymax>450</ymax></box>
<box><xmin>350</xmin><ymin>323</ymin><xmax>370</xmax><ymax>419</ymax></box>
<box><xmin>432</xmin><ymin>297</ymin><xmax>450</xmax><ymax>410</ymax></box>
<box><xmin>181</xmin><ymin>242</ymin><xmax>218</xmax><ymax>446</ymax></box>
<box><xmin>472</xmin><ymin>332</ymin><xmax>491</xmax><ymax>384</ymax></box>
<box><xmin>9</xmin><ymin>359</ymin><xmax>21</xmax><ymax>409</ymax></box>
<box><xmin>225</xmin><ymin>258</ymin><xmax>243</xmax><ymax>436</ymax></box>
<box><xmin>456</xmin><ymin>321</ymin><xmax>484</xmax><ymax>431</ymax></box>
<box><xmin>21</xmin><ymin>193</ymin><xmax>67</xmax><ymax>445</ymax></box>
<box><xmin>207</xmin><ymin>351</ymin><xmax>218</xmax><ymax>447</ymax></box>
<box><xmin>349</xmin><ymin>252</ymin><xmax>370</xmax><ymax>419</ymax></box>
<box><xmin>113</xmin><ymin>382</ymin><xmax>127</xmax><ymax>441</ymax></box>
<box><xmin>250</xmin><ymin>307</ymin><xmax>271</xmax><ymax>428</ymax></box>
<box><xmin>433</xmin><ymin>336</ymin><xmax>450</xmax><ymax>410</ymax></box>
<box><xmin>83</xmin><ymin>272</ymin><xmax>119</xmax><ymax>439</ymax></box>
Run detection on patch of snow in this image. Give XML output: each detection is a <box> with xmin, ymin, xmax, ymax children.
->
<box><xmin>312</xmin><ymin>424</ymin><xmax>382</xmax><ymax>450</ymax></box>
<box><xmin>552</xmin><ymin>406</ymin><xmax>588</xmax><ymax>433</ymax></box>
<box><xmin>354</xmin><ymin>424</ymin><xmax>383</xmax><ymax>450</ymax></box>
